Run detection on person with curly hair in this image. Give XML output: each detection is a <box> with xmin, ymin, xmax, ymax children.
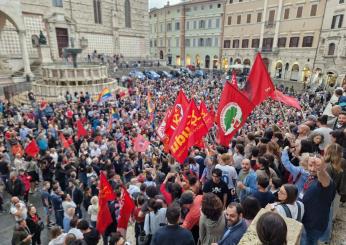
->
<box><xmin>199</xmin><ymin>193</ymin><xmax>225</xmax><ymax>245</ymax></box>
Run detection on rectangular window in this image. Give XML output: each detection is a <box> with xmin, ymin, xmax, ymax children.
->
<box><xmin>233</xmin><ymin>39</ymin><xmax>240</xmax><ymax>48</ymax></box>
<box><xmin>257</xmin><ymin>12</ymin><xmax>262</xmax><ymax>22</ymax></box>
<box><xmin>167</xmin><ymin>38</ymin><xmax>171</xmax><ymax>47</ymax></box>
<box><xmin>176</xmin><ymin>38</ymin><xmax>179</xmax><ymax>47</ymax></box>
<box><xmin>278</xmin><ymin>37</ymin><xmax>287</xmax><ymax>48</ymax></box>
<box><xmin>52</xmin><ymin>0</ymin><xmax>63</xmax><ymax>7</ymax></box>
<box><xmin>194</xmin><ymin>21</ymin><xmax>197</xmax><ymax>29</ymax></box>
<box><xmin>167</xmin><ymin>23</ymin><xmax>172</xmax><ymax>31</ymax></box>
<box><xmin>331</xmin><ymin>14</ymin><xmax>344</xmax><ymax>29</ymax></box>
<box><xmin>186</xmin><ymin>21</ymin><xmax>190</xmax><ymax>30</ymax></box>
<box><xmin>310</xmin><ymin>4</ymin><xmax>317</xmax><ymax>16</ymax></box>
<box><xmin>237</xmin><ymin>15</ymin><xmax>241</xmax><ymax>24</ymax></box>
<box><xmin>268</xmin><ymin>10</ymin><xmax>275</xmax><ymax>24</ymax></box>
<box><xmin>214</xmin><ymin>37</ymin><xmax>218</xmax><ymax>46</ymax></box>
<box><xmin>284</xmin><ymin>8</ymin><xmax>290</xmax><ymax>19</ymax></box>
<box><xmin>154</xmin><ymin>40</ymin><xmax>157</xmax><ymax>47</ymax></box>
<box><xmin>302</xmin><ymin>36</ymin><xmax>314</xmax><ymax>47</ymax></box>
<box><xmin>206</xmin><ymin>38</ymin><xmax>212</xmax><ymax>47</ymax></box>
<box><xmin>216</xmin><ymin>18</ymin><xmax>220</xmax><ymax>28</ymax></box>
<box><xmin>297</xmin><ymin>6</ymin><xmax>303</xmax><ymax>18</ymax></box>
<box><xmin>199</xmin><ymin>20</ymin><xmax>206</xmax><ymax>29</ymax></box>
<box><xmin>263</xmin><ymin>38</ymin><xmax>273</xmax><ymax>50</ymax></box>
<box><xmin>247</xmin><ymin>14</ymin><xmax>251</xmax><ymax>23</ymax></box>
<box><xmin>242</xmin><ymin>39</ymin><xmax>249</xmax><ymax>48</ymax></box>
<box><xmin>198</xmin><ymin>38</ymin><xmax>204</xmax><ymax>47</ymax></box>
<box><xmin>193</xmin><ymin>38</ymin><xmax>196</xmax><ymax>47</ymax></box>
<box><xmin>224</xmin><ymin>40</ymin><xmax>231</xmax><ymax>48</ymax></box>
<box><xmin>160</xmin><ymin>39</ymin><xmax>163</xmax><ymax>47</ymax></box>
<box><xmin>252</xmin><ymin>38</ymin><xmax>260</xmax><ymax>48</ymax></box>
<box><xmin>228</xmin><ymin>16</ymin><xmax>232</xmax><ymax>25</ymax></box>
<box><xmin>289</xmin><ymin>37</ymin><xmax>299</xmax><ymax>47</ymax></box>
<box><xmin>185</xmin><ymin>39</ymin><xmax>190</xmax><ymax>47</ymax></box>
<box><xmin>340</xmin><ymin>0</ymin><xmax>345</xmax><ymax>3</ymax></box>
<box><xmin>160</xmin><ymin>24</ymin><xmax>163</xmax><ymax>32</ymax></box>
<box><xmin>175</xmin><ymin>22</ymin><xmax>180</xmax><ymax>31</ymax></box>
<box><xmin>229</xmin><ymin>0</ymin><xmax>233</xmax><ymax>3</ymax></box>
<box><xmin>150</xmin><ymin>40</ymin><xmax>152</xmax><ymax>48</ymax></box>
<box><xmin>93</xmin><ymin>0</ymin><xmax>102</xmax><ymax>24</ymax></box>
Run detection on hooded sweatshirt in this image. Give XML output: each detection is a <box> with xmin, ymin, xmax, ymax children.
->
<box><xmin>199</xmin><ymin>213</ymin><xmax>226</xmax><ymax>245</ymax></box>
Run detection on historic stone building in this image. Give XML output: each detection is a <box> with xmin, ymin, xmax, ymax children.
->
<box><xmin>315</xmin><ymin>0</ymin><xmax>346</xmax><ymax>86</ymax></box>
<box><xmin>149</xmin><ymin>0</ymin><xmax>225</xmax><ymax>68</ymax></box>
<box><xmin>222</xmin><ymin>0</ymin><xmax>327</xmax><ymax>84</ymax></box>
<box><xmin>0</xmin><ymin>0</ymin><xmax>149</xmax><ymax>77</ymax></box>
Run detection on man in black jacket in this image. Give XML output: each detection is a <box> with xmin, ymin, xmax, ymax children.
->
<box><xmin>7</xmin><ymin>172</ymin><xmax>25</xmax><ymax>199</ymax></box>
<box><xmin>151</xmin><ymin>204</ymin><xmax>195</xmax><ymax>245</ymax></box>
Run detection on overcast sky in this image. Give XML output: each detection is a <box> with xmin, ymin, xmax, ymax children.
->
<box><xmin>149</xmin><ymin>0</ymin><xmax>182</xmax><ymax>9</ymax></box>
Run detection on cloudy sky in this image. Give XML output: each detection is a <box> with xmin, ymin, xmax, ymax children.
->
<box><xmin>149</xmin><ymin>0</ymin><xmax>182</xmax><ymax>9</ymax></box>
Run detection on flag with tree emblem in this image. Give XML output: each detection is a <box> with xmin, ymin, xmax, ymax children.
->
<box><xmin>216</xmin><ymin>82</ymin><xmax>254</xmax><ymax>146</ymax></box>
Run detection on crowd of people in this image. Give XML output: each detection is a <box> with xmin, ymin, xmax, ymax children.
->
<box><xmin>0</xmin><ymin>72</ymin><xmax>345</xmax><ymax>245</ymax></box>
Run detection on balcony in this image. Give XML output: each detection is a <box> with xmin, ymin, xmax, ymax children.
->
<box><xmin>260</xmin><ymin>47</ymin><xmax>279</xmax><ymax>54</ymax></box>
<box><xmin>265</xmin><ymin>21</ymin><xmax>276</xmax><ymax>28</ymax></box>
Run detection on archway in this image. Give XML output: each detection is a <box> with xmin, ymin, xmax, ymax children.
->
<box><xmin>229</xmin><ymin>57</ymin><xmax>233</xmax><ymax>65</ymax></box>
<box><xmin>275</xmin><ymin>62</ymin><xmax>283</xmax><ymax>79</ymax></box>
<box><xmin>234</xmin><ymin>58</ymin><xmax>241</xmax><ymax>64</ymax></box>
<box><xmin>186</xmin><ymin>55</ymin><xmax>191</xmax><ymax>65</ymax></box>
<box><xmin>213</xmin><ymin>55</ymin><xmax>218</xmax><ymax>69</ymax></box>
<box><xmin>326</xmin><ymin>71</ymin><xmax>337</xmax><ymax>87</ymax></box>
<box><xmin>205</xmin><ymin>55</ymin><xmax>210</xmax><ymax>69</ymax></box>
<box><xmin>290</xmin><ymin>64</ymin><xmax>300</xmax><ymax>81</ymax></box>
<box><xmin>159</xmin><ymin>50</ymin><xmax>164</xmax><ymax>60</ymax></box>
<box><xmin>222</xmin><ymin>57</ymin><xmax>228</xmax><ymax>69</ymax></box>
<box><xmin>176</xmin><ymin>56</ymin><xmax>181</xmax><ymax>66</ymax></box>
<box><xmin>195</xmin><ymin>55</ymin><xmax>201</xmax><ymax>68</ymax></box>
<box><xmin>0</xmin><ymin>10</ymin><xmax>32</xmax><ymax>76</ymax></box>
<box><xmin>243</xmin><ymin>59</ymin><xmax>251</xmax><ymax>74</ymax></box>
<box><xmin>302</xmin><ymin>66</ymin><xmax>311</xmax><ymax>82</ymax></box>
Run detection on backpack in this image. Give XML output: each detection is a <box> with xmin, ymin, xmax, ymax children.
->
<box><xmin>279</xmin><ymin>202</ymin><xmax>302</xmax><ymax>222</ymax></box>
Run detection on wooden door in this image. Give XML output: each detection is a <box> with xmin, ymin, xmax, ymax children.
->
<box><xmin>56</xmin><ymin>28</ymin><xmax>69</xmax><ymax>57</ymax></box>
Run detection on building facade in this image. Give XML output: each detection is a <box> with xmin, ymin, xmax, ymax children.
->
<box><xmin>149</xmin><ymin>0</ymin><xmax>225</xmax><ymax>68</ymax></box>
<box><xmin>315</xmin><ymin>0</ymin><xmax>346</xmax><ymax>86</ymax></box>
<box><xmin>222</xmin><ymin>0</ymin><xmax>327</xmax><ymax>84</ymax></box>
<box><xmin>0</xmin><ymin>0</ymin><xmax>149</xmax><ymax>76</ymax></box>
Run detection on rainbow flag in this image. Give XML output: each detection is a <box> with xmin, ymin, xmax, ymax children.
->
<box><xmin>97</xmin><ymin>88</ymin><xmax>112</xmax><ymax>103</ymax></box>
<box><xmin>147</xmin><ymin>92</ymin><xmax>155</xmax><ymax>113</ymax></box>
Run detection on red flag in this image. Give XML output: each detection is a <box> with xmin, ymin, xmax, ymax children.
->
<box><xmin>231</xmin><ymin>70</ymin><xmax>238</xmax><ymax>89</ymax></box>
<box><xmin>243</xmin><ymin>53</ymin><xmax>275</xmax><ymax>106</ymax></box>
<box><xmin>270</xmin><ymin>90</ymin><xmax>302</xmax><ymax>110</ymax></box>
<box><xmin>199</xmin><ymin>101</ymin><xmax>214</xmax><ymax>130</ymax></box>
<box><xmin>216</xmin><ymin>83</ymin><xmax>255</xmax><ymax>146</ymax></box>
<box><xmin>25</xmin><ymin>139</ymin><xmax>39</xmax><ymax>157</ymax></box>
<box><xmin>157</xmin><ymin>107</ymin><xmax>172</xmax><ymax>141</ymax></box>
<box><xmin>97</xmin><ymin>172</ymin><xmax>116</xmax><ymax>234</ymax></box>
<box><xmin>59</xmin><ymin>132</ymin><xmax>70</xmax><ymax>149</ymax></box>
<box><xmin>169</xmin><ymin>100</ymin><xmax>209</xmax><ymax>163</ymax></box>
<box><xmin>133</xmin><ymin>134</ymin><xmax>150</xmax><ymax>152</ymax></box>
<box><xmin>117</xmin><ymin>186</ymin><xmax>135</xmax><ymax>229</ymax></box>
<box><xmin>76</xmin><ymin>120</ymin><xmax>88</xmax><ymax>138</ymax></box>
<box><xmin>165</xmin><ymin>89</ymin><xmax>189</xmax><ymax>139</ymax></box>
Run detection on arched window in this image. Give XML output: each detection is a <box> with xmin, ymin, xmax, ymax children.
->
<box><xmin>93</xmin><ymin>0</ymin><xmax>102</xmax><ymax>24</ymax></box>
<box><xmin>328</xmin><ymin>43</ymin><xmax>336</xmax><ymax>56</ymax></box>
<box><xmin>125</xmin><ymin>0</ymin><xmax>131</xmax><ymax>28</ymax></box>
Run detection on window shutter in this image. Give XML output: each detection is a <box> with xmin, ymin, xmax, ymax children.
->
<box><xmin>339</xmin><ymin>15</ymin><xmax>344</xmax><ymax>28</ymax></box>
<box><xmin>331</xmin><ymin>16</ymin><xmax>336</xmax><ymax>29</ymax></box>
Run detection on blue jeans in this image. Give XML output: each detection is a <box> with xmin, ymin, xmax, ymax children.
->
<box><xmin>54</xmin><ymin>210</ymin><xmax>64</xmax><ymax>228</ymax></box>
<box><xmin>301</xmin><ymin>228</ymin><xmax>324</xmax><ymax>245</ymax></box>
<box><xmin>319</xmin><ymin>203</ymin><xmax>333</xmax><ymax>243</ymax></box>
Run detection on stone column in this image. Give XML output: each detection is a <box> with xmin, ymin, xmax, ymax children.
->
<box><xmin>273</xmin><ymin>0</ymin><xmax>283</xmax><ymax>49</ymax></box>
<box><xmin>259</xmin><ymin>0</ymin><xmax>268</xmax><ymax>49</ymax></box>
<box><xmin>18</xmin><ymin>30</ymin><xmax>33</xmax><ymax>77</ymax></box>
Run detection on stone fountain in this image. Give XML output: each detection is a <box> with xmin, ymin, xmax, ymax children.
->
<box><xmin>31</xmin><ymin>37</ymin><xmax>125</xmax><ymax>102</ymax></box>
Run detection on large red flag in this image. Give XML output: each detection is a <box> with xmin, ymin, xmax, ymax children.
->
<box><xmin>59</xmin><ymin>132</ymin><xmax>70</xmax><ymax>149</ymax></box>
<box><xmin>76</xmin><ymin>120</ymin><xmax>88</xmax><ymax>138</ymax></box>
<box><xmin>199</xmin><ymin>101</ymin><xmax>214</xmax><ymax>130</ymax></box>
<box><xmin>25</xmin><ymin>139</ymin><xmax>39</xmax><ymax>157</ymax></box>
<box><xmin>243</xmin><ymin>53</ymin><xmax>275</xmax><ymax>106</ymax></box>
<box><xmin>133</xmin><ymin>134</ymin><xmax>150</xmax><ymax>152</ymax></box>
<box><xmin>97</xmin><ymin>172</ymin><xmax>116</xmax><ymax>234</ymax></box>
<box><xmin>165</xmin><ymin>89</ymin><xmax>189</xmax><ymax>139</ymax></box>
<box><xmin>117</xmin><ymin>186</ymin><xmax>135</xmax><ymax>229</ymax></box>
<box><xmin>169</xmin><ymin>100</ymin><xmax>209</xmax><ymax>163</ymax></box>
<box><xmin>270</xmin><ymin>90</ymin><xmax>302</xmax><ymax>110</ymax></box>
<box><xmin>216</xmin><ymin>82</ymin><xmax>254</xmax><ymax>146</ymax></box>
<box><xmin>157</xmin><ymin>107</ymin><xmax>172</xmax><ymax>141</ymax></box>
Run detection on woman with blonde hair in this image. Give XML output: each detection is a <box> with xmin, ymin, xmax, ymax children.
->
<box><xmin>87</xmin><ymin>196</ymin><xmax>99</xmax><ymax>228</ymax></box>
<box><xmin>320</xmin><ymin>143</ymin><xmax>346</xmax><ymax>243</ymax></box>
